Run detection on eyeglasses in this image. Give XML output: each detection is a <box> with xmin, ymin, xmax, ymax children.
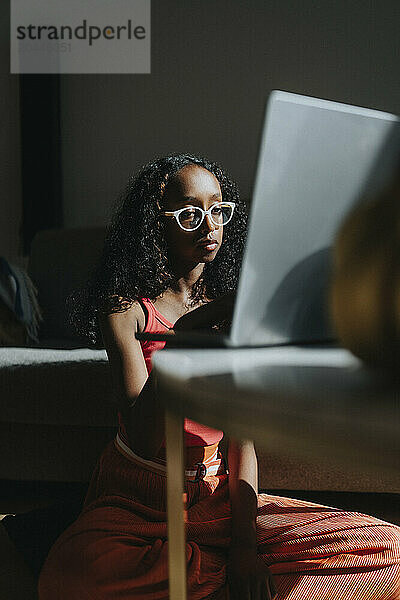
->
<box><xmin>160</xmin><ymin>202</ymin><xmax>235</xmax><ymax>231</ymax></box>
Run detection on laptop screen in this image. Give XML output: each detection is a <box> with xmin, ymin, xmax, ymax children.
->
<box><xmin>231</xmin><ymin>91</ymin><xmax>399</xmax><ymax>347</ymax></box>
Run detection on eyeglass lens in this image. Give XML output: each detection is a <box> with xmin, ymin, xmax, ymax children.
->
<box><xmin>178</xmin><ymin>204</ymin><xmax>233</xmax><ymax>230</ymax></box>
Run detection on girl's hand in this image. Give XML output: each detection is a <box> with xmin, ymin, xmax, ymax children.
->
<box><xmin>173</xmin><ymin>292</ymin><xmax>235</xmax><ymax>331</ymax></box>
<box><xmin>227</xmin><ymin>542</ymin><xmax>276</xmax><ymax>600</ymax></box>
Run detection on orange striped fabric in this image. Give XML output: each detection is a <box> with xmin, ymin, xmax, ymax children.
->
<box><xmin>38</xmin><ymin>440</ymin><xmax>400</xmax><ymax>599</ymax></box>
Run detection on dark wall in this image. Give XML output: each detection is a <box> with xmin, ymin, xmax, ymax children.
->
<box><xmin>2</xmin><ymin>0</ymin><xmax>400</xmax><ymax>249</ymax></box>
<box><xmin>0</xmin><ymin>1</ymin><xmax>22</xmax><ymax>263</ymax></box>
<box><xmin>60</xmin><ymin>0</ymin><xmax>400</xmax><ymax>228</ymax></box>
<box><xmin>1</xmin><ymin>4</ymin><xmax>63</xmax><ymax>259</ymax></box>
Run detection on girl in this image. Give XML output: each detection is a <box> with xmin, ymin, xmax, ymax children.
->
<box><xmin>38</xmin><ymin>154</ymin><xmax>400</xmax><ymax>600</ymax></box>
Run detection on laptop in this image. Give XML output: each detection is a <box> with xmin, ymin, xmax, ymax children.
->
<box><xmin>136</xmin><ymin>90</ymin><xmax>400</xmax><ymax>349</ymax></box>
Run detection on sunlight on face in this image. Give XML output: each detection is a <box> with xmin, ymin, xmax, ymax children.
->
<box><xmin>161</xmin><ymin>164</ymin><xmax>224</xmax><ymax>268</ymax></box>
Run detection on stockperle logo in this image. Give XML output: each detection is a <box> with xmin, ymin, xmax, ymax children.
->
<box><xmin>11</xmin><ymin>0</ymin><xmax>150</xmax><ymax>74</ymax></box>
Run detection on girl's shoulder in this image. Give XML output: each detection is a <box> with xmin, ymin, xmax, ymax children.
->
<box><xmin>99</xmin><ymin>297</ymin><xmax>146</xmax><ymax>337</ymax></box>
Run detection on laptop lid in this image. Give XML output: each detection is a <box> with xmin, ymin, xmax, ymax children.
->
<box><xmin>230</xmin><ymin>90</ymin><xmax>399</xmax><ymax>347</ymax></box>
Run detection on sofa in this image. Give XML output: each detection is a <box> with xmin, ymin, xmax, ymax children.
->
<box><xmin>0</xmin><ymin>227</ymin><xmax>396</xmax><ymax>492</ymax></box>
<box><xmin>0</xmin><ymin>228</ymin><xmax>115</xmax><ymax>482</ymax></box>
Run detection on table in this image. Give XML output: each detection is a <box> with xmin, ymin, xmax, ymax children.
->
<box><xmin>153</xmin><ymin>345</ymin><xmax>400</xmax><ymax>599</ymax></box>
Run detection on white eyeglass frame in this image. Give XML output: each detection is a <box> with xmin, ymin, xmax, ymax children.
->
<box><xmin>160</xmin><ymin>201</ymin><xmax>236</xmax><ymax>231</ymax></box>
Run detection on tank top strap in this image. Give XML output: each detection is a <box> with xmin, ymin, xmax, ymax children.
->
<box><xmin>140</xmin><ymin>298</ymin><xmax>174</xmax><ymax>331</ymax></box>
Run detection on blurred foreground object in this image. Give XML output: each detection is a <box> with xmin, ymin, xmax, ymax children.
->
<box><xmin>330</xmin><ymin>174</ymin><xmax>400</xmax><ymax>373</ymax></box>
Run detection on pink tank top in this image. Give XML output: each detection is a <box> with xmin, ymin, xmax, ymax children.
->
<box><xmin>118</xmin><ymin>298</ymin><xmax>223</xmax><ymax>448</ymax></box>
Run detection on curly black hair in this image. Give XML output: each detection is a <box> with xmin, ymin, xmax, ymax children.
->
<box><xmin>69</xmin><ymin>153</ymin><xmax>248</xmax><ymax>346</ymax></box>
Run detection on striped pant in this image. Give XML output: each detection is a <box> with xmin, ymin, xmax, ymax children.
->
<box><xmin>39</xmin><ymin>441</ymin><xmax>400</xmax><ymax>599</ymax></box>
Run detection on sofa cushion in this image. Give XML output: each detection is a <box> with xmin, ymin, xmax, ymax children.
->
<box><xmin>0</xmin><ymin>347</ymin><xmax>114</xmax><ymax>428</ymax></box>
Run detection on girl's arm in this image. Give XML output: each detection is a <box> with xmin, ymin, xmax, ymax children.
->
<box><xmin>99</xmin><ymin>303</ymin><xmax>165</xmax><ymax>459</ymax></box>
<box><xmin>228</xmin><ymin>439</ymin><xmax>258</xmax><ymax>545</ymax></box>
<box><xmin>227</xmin><ymin>439</ymin><xmax>276</xmax><ymax>600</ymax></box>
